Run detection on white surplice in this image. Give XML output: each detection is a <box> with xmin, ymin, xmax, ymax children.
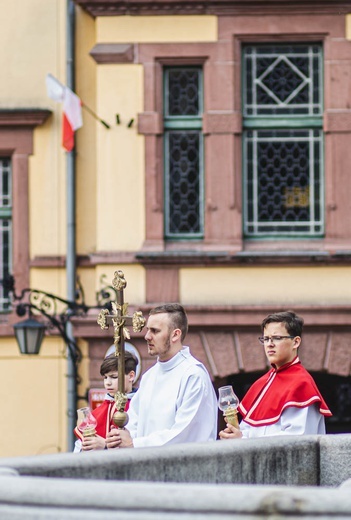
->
<box><xmin>240</xmin><ymin>403</ymin><xmax>326</xmax><ymax>438</ymax></box>
<box><xmin>127</xmin><ymin>347</ymin><xmax>218</xmax><ymax>447</ymax></box>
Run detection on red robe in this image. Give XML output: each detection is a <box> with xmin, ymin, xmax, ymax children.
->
<box><xmin>238</xmin><ymin>357</ymin><xmax>332</xmax><ymax>427</ymax></box>
<box><xmin>74</xmin><ymin>397</ymin><xmax>130</xmax><ymax>441</ymax></box>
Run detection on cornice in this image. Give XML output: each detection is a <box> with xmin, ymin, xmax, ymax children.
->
<box><xmin>0</xmin><ymin>109</ymin><xmax>51</xmax><ymax>127</ymax></box>
<box><xmin>30</xmin><ymin>250</ymin><xmax>351</xmax><ymax>268</ymax></box>
<box><xmin>74</xmin><ymin>0</ymin><xmax>351</xmax><ymax>17</ymax></box>
<box><xmin>135</xmin><ymin>249</ymin><xmax>351</xmax><ymax>266</ymax></box>
<box><xmin>69</xmin><ymin>304</ymin><xmax>351</xmax><ymax>336</ymax></box>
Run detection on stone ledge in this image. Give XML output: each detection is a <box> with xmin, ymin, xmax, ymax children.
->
<box><xmin>90</xmin><ymin>43</ymin><xmax>134</xmax><ymax>63</ymax></box>
<box><xmin>0</xmin><ymin>436</ymin><xmax>323</xmax><ymax>485</ymax></box>
<box><xmin>1</xmin><ymin>477</ymin><xmax>351</xmax><ymax>519</ymax></box>
<box><xmin>1</xmin><ymin>435</ymin><xmax>351</xmax><ymax>517</ymax></box>
<box><xmin>0</xmin><ymin>109</ymin><xmax>51</xmax><ymax>127</ymax></box>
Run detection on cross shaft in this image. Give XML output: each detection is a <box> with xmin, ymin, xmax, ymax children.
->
<box><xmin>97</xmin><ymin>270</ymin><xmax>145</xmax><ymax>402</ymax></box>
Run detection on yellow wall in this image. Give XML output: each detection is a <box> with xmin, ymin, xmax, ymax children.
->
<box><xmin>97</xmin><ymin>15</ymin><xmax>218</xmax><ymax>43</ymax></box>
<box><xmin>0</xmin><ymin>0</ymin><xmax>65</xmax><ymax>106</ymax></box>
<box><xmin>76</xmin><ymin>7</ymin><xmax>98</xmax><ymax>255</ymax></box>
<box><xmin>96</xmin><ymin>65</ymin><xmax>145</xmax><ymax>251</ymax></box>
<box><xmin>75</xmin><ymin>265</ymin><xmax>145</xmax><ymax>308</ymax></box>
<box><xmin>180</xmin><ymin>266</ymin><xmax>351</xmax><ymax>306</ymax></box>
<box><xmin>0</xmin><ymin>0</ymin><xmax>68</xmax><ymax>258</ymax></box>
<box><xmin>29</xmin><ymin>124</ymin><xmax>67</xmax><ymax>258</ymax></box>
<box><xmin>346</xmin><ymin>14</ymin><xmax>351</xmax><ymax>39</ymax></box>
<box><xmin>17</xmin><ymin>0</ymin><xmax>68</xmax><ymax>259</ymax></box>
<box><xmin>0</xmin><ymin>0</ymin><xmax>71</xmax><ymax>457</ymax></box>
<box><xmin>0</xmin><ymin>337</ymin><xmax>67</xmax><ymax>457</ymax></box>
<box><xmin>95</xmin><ymin>265</ymin><xmax>146</xmax><ymax>305</ymax></box>
<box><xmin>30</xmin><ymin>268</ymin><xmax>68</xmax><ymax>305</ymax></box>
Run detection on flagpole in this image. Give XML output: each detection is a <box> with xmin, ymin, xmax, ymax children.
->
<box><xmin>81</xmin><ymin>103</ymin><xmax>110</xmax><ymax>129</ymax></box>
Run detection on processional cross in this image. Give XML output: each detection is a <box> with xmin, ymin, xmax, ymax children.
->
<box><xmin>97</xmin><ymin>270</ymin><xmax>146</xmax><ymax>428</ymax></box>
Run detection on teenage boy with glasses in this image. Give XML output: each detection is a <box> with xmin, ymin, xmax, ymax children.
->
<box><xmin>219</xmin><ymin>310</ymin><xmax>332</xmax><ymax>440</ymax></box>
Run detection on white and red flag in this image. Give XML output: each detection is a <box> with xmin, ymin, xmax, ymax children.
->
<box><xmin>46</xmin><ymin>73</ymin><xmax>83</xmax><ymax>152</ymax></box>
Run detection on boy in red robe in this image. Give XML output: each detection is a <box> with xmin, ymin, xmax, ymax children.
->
<box><xmin>219</xmin><ymin>310</ymin><xmax>332</xmax><ymax>439</ymax></box>
<box><xmin>74</xmin><ymin>351</ymin><xmax>138</xmax><ymax>451</ymax></box>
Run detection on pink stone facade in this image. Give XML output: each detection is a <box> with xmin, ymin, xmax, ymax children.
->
<box><xmin>75</xmin><ymin>3</ymin><xmax>351</xmax><ymax>403</ymax></box>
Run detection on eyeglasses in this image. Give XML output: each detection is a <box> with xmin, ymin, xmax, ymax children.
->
<box><xmin>258</xmin><ymin>335</ymin><xmax>295</xmax><ymax>345</ymax></box>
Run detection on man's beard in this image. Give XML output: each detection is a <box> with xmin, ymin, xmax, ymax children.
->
<box><xmin>148</xmin><ymin>335</ymin><xmax>171</xmax><ymax>358</ymax></box>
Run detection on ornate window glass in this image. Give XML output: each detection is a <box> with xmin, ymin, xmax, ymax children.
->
<box><xmin>0</xmin><ymin>158</ymin><xmax>12</xmax><ymax>311</ymax></box>
<box><xmin>164</xmin><ymin>67</ymin><xmax>204</xmax><ymax>239</ymax></box>
<box><xmin>242</xmin><ymin>43</ymin><xmax>324</xmax><ymax>238</ymax></box>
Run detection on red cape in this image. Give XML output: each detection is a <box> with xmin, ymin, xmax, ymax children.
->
<box><xmin>238</xmin><ymin>357</ymin><xmax>332</xmax><ymax>427</ymax></box>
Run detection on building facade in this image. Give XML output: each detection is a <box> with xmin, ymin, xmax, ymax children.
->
<box><xmin>0</xmin><ymin>0</ymin><xmax>351</xmax><ymax>456</ymax></box>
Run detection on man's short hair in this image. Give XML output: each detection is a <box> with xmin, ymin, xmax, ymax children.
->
<box><xmin>149</xmin><ymin>303</ymin><xmax>188</xmax><ymax>342</ymax></box>
<box><xmin>100</xmin><ymin>351</ymin><xmax>138</xmax><ymax>376</ymax></box>
<box><xmin>261</xmin><ymin>310</ymin><xmax>304</xmax><ymax>337</ymax></box>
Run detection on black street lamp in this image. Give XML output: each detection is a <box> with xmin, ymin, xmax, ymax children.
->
<box><xmin>1</xmin><ymin>273</ymin><xmax>115</xmax><ymax>358</ymax></box>
<box><xmin>13</xmin><ymin>317</ymin><xmax>46</xmax><ymax>355</ymax></box>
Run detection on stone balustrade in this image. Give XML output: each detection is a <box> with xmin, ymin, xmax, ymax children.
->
<box><xmin>0</xmin><ymin>434</ymin><xmax>350</xmax><ymax>518</ymax></box>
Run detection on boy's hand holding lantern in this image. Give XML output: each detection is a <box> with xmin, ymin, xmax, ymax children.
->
<box><xmin>76</xmin><ymin>407</ymin><xmax>97</xmax><ymax>437</ymax></box>
<box><xmin>218</xmin><ymin>385</ymin><xmax>240</xmax><ymax>429</ymax></box>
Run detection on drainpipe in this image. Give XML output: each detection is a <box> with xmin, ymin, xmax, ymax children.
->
<box><xmin>66</xmin><ymin>0</ymin><xmax>77</xmax><ymax>452</ymax></box>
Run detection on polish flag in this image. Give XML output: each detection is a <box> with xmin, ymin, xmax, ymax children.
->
<box><xmin>46</xmin><ymin>73</ymin><xmax>83</xmax><ymax>152</ymax></box>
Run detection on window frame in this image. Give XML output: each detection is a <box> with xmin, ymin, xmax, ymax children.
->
<box><xmin>163</xmin><ymin>65</ymin><xmax>205</xmax><ymax>240</ymax></box>
<box><xmin>0</xmin><ymin>157</ymin><xmax>13</xmax><ymax>311</ymax></box>
<box><xmin>0</xmin><ymin>109</ymin><xmax>50</xmax><ymax>317</ymax></box>
<box><xmin>241</xmin><ymin>42</ymin><xmax>325</xmax><ymax>240</ymax></box>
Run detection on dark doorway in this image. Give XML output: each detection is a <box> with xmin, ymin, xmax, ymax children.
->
<box><xmin>310</xmin><ymin>373</ymin><xmax>351</xmax><ymax>434</ymax></box>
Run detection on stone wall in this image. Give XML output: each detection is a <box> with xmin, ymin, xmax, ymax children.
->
<box><xmin>0</xmin><ymin>435</ymin><xmax>350</xmax><ymax>518</ymax></box>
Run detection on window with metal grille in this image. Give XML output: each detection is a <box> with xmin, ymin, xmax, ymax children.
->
<box><xmin>242</xmin><ymin>44</ymin><xmax>324</xmax><ymax>238</ymax></box>
<box><xmin>164</xmin><ymin>67</ymin><xmax>204</xmax><ymax>239</ymax></box>
<box><xmin>0</xmin><ymin>158</ymin><xmax>12</xmax><ymax>311</ymax></box>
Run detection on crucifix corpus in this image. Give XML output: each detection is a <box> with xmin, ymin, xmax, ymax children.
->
<box><xmin>97</xmin><ymin>270</ymin><xmax>146</xmax><ymax>428</ymax></box>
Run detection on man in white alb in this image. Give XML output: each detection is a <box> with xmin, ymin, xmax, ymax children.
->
<box><xmin>105</xmin><ymin>303</ymin><xmax>218</xmax><ymax>448</ymax></box>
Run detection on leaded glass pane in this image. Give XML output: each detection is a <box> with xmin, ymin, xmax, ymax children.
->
<box><xmin>164</xmin><ymin>66</ymin><xmax>203</xmax><ymax>239</ymax></box>
<box><xmin>0</xmin><ymin>158</ymin><xmax>12</xmax><ymax>311</ymax></box>
<box><xmin>165</xmin><ymin>131</ymin><xmax>203</xmax><ymax>237</ymax></box>
<box><xmin>165</xmin><ymin>68</ymin><xmax>201</xmax><ymax>117</ymax></box>
<box><xmin>0</xmin><ymin>158</ymin><xmax>11</xmax><ymax>207</ymax></box>
<box><xmin>243</xmin><ymin>129</ymin><xmax>324</xmax><ymax>236</ymax></box>
<box><xmin>243</xmin><ymin>44</ymin><xmax>322</xmax><ymax>116</ymax></box>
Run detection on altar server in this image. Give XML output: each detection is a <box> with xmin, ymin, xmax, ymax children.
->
<box><xmin>219</xmin><ymin>310</ymin><xmax>332</xmax><ymax>439</ymax></box>
<box><xmin>74</xmin><ymin>351</ymin><xmax>137</xmax><ymax>451</ymax></box>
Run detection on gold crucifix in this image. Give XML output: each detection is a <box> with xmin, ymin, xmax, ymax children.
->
<box><xmin>97</xmin><ymin>270</ymin><xmax>146</xmax><ymax>428</ymax></box>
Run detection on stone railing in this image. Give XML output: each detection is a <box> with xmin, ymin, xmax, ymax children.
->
<box><xmin>0</xmin><ymin>434</ymin><xmax>350</xmax><ymax>518</ymax></box>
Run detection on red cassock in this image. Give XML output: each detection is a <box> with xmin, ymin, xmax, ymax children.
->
<box><xmin>238</xmin><ymin>357</ymin><xmax>332</xmax><ymax>427</ymax></box>
<box><xmin>74</xmin><ymin>398</ymin><xmax>130</xmax><ymax>441</ymax></box>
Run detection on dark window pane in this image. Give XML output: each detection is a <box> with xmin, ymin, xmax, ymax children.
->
<box><xmin>243</xmin><ymin>44</ymin><xmax>322</xmax><ymax>116</ymax></box>
<box><xmin>165</xmin><ymin>131</ymin><xmax>202</xmax><ymax>236</ymax></box>
<box><xmin>0</xmin><ymin>158</ymin><xmax>12</xmax><ymax>310</ymax></box>
<box><xmin>165</xmin><ymin>68</ymin><xmax>201</xmax><ymax>117</ymax></box>
<box><xmin>244</xmin><ymin>129</ymin><xmax>323</xmax><ymax>236</ymax></box>
<box><xmin>164</xmin><ymin>67</ymin><xmax>203</xmax><ymax>239</ymax></box>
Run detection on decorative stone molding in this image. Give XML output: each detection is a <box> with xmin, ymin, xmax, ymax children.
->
<box><xmin>89</xmin><ymin>43</ymin><xmax>134</xmax><ymax>63</ymax></box>
<box><xmin>0</xmin><ymin>109</ymin><xmax>51</xmax><ymax>127</ymax></box>
<box><xmin>137</xmin><ymin>112</ymin><xmax>163</xmax><ymax>135</ymax></box>
<box><xmin>324</xmin><ymin>111</ymin><xmax>351</xmax><ymax>133</ymax></box>
<box><xmin>203</xmin><ymin>112</ymin><xmax>242</xmax><ymax>135</ymax></box>
<box><xmin>74</xmin><ymin>0</ymin><xmax>351</xmax><ymax>17</ymax></box>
